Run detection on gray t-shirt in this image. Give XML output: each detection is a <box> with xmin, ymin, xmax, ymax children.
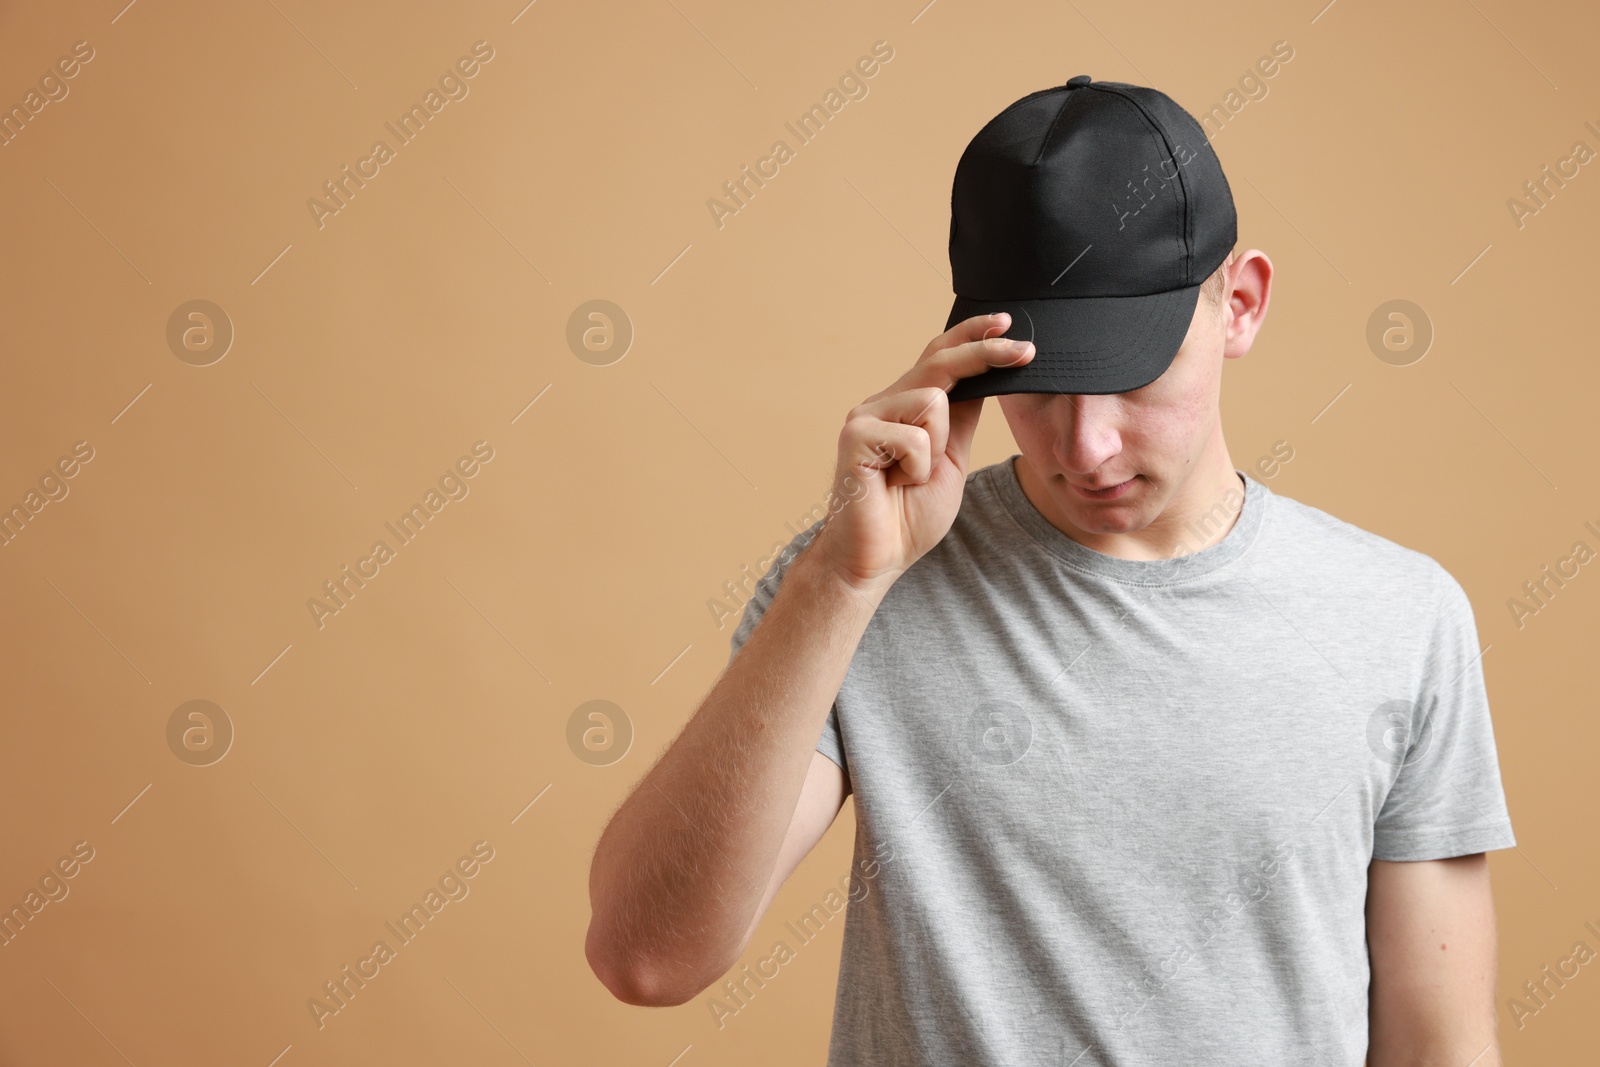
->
<box><xmin>725</xmin><ymin>455</ymin><xmax>1515</xmax><ymax>1066</ymax></box>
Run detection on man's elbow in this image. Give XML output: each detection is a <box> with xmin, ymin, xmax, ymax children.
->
<box><xmin>585</xmin><ymin>923</ymin><xmax>707</xmax><ymax>1007</ymax></box>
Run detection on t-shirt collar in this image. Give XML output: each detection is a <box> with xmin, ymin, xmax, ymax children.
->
<box><xmin>989</xmin><ymin>454</ymin><xmax>1269</xmax><ymax>586</ymax></box>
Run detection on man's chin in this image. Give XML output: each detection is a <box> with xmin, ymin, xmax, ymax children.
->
<box><xmin>1067</xmin><ymin>511</ymin><xmax>1147</xmax><ymax>538</ymax></box>
<box><xmin>1059</xmin><ymin>494</ymin><xmax>1151</xmax><ymax>533</ymax></box>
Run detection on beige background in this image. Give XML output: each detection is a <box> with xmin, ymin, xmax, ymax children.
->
<box><xmin>0</xmin><ymin>0</ymin><xmax>1594</xmax><ymax>1063</ymax></box>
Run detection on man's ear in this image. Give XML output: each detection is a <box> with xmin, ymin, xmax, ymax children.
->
<box><xmin>1221</xmin><ymin>249</ymin><xmax>1272</xmax><ymax>360</ymax></box>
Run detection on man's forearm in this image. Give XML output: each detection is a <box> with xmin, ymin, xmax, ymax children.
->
<box><xmin>1367</xmin><ymin>1028</ymin><xmax>1500</xmax><ymax>1067</ymax></box>
<box><xmin>1363</xmin><ymin>1030</ymin><xmax>1497</xmax><ymax>1062</ymax></box>
<box><xmin>585</xmin><ymin>537</ymin><xmax>883</xmax><ymax>1004</ymax></box>
<box><xmin>1366</xmin><ymin>854</ymin><xmax>1502</xmax><ymax>1067</ymax></box>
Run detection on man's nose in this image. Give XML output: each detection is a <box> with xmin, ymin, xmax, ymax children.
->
<box><xmin>1056</xmin><ymin>393</ymin><xmax>1122</xmax><ymax>472</ymax></box>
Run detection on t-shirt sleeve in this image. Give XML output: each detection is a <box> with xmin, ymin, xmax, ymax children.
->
<box><xmin>724</xmin><ymin>519</ymin><xmax>848</xmax><ymax>775</ymax></box>
<box><xmin>1371</xmin><ymin>568</ymin><xmax>1516</xmax><ymax>861</ymax></box>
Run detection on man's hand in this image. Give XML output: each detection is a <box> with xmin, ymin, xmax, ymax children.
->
<box><xmin>808</xmin><ymin>313</ymin><xmax>1034</xmax><ymax>597</ymax></box>
<box><xmin>1366</xmin><ymin>853</ymin><xmax>1502</xmax><ymax>1066</ymax></box>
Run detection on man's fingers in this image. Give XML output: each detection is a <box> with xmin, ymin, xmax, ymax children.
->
<box><xmin>923</xmin><ymin>311</ymin><xmax>1015</xmax><ymax>360</ymax></box>
<box><xmin>880</xmin><ymin>314</ymin><xmax>1036</xmax><ymax>403</ymax></box>
<box><xmin>843</xmin><ymin>313</ymin><xmax>1033</xmax><ymax>492</ymax></box>
<box><xmin>841</xmin><ymin>416</ymin><xmax>933</xmax><ymax>488</ymax></box>
<box><xmin>852</xmin><ymin>384</ymin><xmax>949</xmax><ymax>454</ymax></box>
<box><xmin>939</xmin><ymin>331</ymin><xmax>1036</xmax><ymax>390</ymax></box>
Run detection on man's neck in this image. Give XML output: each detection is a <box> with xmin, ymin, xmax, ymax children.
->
<box><xmin>1013</xmin><ymin>442</ymin><xmax>1245</xmax><ymax>562</ymax></box>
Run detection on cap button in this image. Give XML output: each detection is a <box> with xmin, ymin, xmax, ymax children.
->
<box><xmin>1065</xmin><ymin>74</ymin><xmax>1092</xmax><ymax>89</ymax></box>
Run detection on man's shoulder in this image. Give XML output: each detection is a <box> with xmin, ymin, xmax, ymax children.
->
<box><xmin>1261</xmin><ymin>479</ymin><xmax>1454</xmax><ymax>598</ymax></box>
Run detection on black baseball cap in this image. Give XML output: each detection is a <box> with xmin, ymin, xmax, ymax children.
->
<box><xmin>944</xmin><ymin>74</ymin><xmax>1237</xmax><ymax>401</ymax></box>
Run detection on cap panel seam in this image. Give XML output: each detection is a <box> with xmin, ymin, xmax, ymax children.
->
<box><xmin>1032</xmin><ymin>89</ymin><xmax>1079</xmax><ymax>165</ymax></box>
<box><xmin>991</xmin><ymin>86</ymin><xmax>1065</xmax><ymax>124</ymax></box>
<box><xmin>950</xmin><ymin>87</ymin><xmax>1069</xmax><ymax>272</ymax></box>
<box><xmin>1090</xmin><ymin>85</ymin><xmax>1193</xmax><ymax>282</ymax></box>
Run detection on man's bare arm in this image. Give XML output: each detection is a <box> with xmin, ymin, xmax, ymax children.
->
<box><xmin>584</xmin><ymin>539</ymin><xmax>879</xmax><ymax>1007</ymax></box>
<box><xmin>1366</xmin><ymin>853</ymin><xmax>1501</xmax><ymax>1066</ymax></box>
<box><xmin>584</xmin><ymin>314</ymin><xmax>1032</xmax><ymax>1008</ymax></box>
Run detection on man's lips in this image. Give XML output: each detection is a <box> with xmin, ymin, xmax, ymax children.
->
<box><xmin>1068</xmin><ymin>475</ymin><xmax>1137</xmax><ymax>499</ymax></box>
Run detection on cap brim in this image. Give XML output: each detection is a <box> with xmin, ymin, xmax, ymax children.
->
<box><xmin>943</xmin><ymin>284</ymin><xmax>1203</xmax><ymax>401</ymax></box>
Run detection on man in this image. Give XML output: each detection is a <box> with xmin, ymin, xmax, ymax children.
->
<box><xmin>585</xmin><ymin>76</ymin><xmax>1516</xmax><ymax>1066</ymax></box>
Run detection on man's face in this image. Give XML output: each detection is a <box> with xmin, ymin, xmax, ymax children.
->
<box><xmin>997</xmin><ymin>291</ymin><xmax>1229</xmax><ymax>538</ymax></box>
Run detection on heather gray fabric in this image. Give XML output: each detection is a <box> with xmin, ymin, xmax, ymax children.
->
<box><xmin>725</xmin><ymin>454</ymin><xmax>1516</xmax><ymax>1066</ymax></box>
